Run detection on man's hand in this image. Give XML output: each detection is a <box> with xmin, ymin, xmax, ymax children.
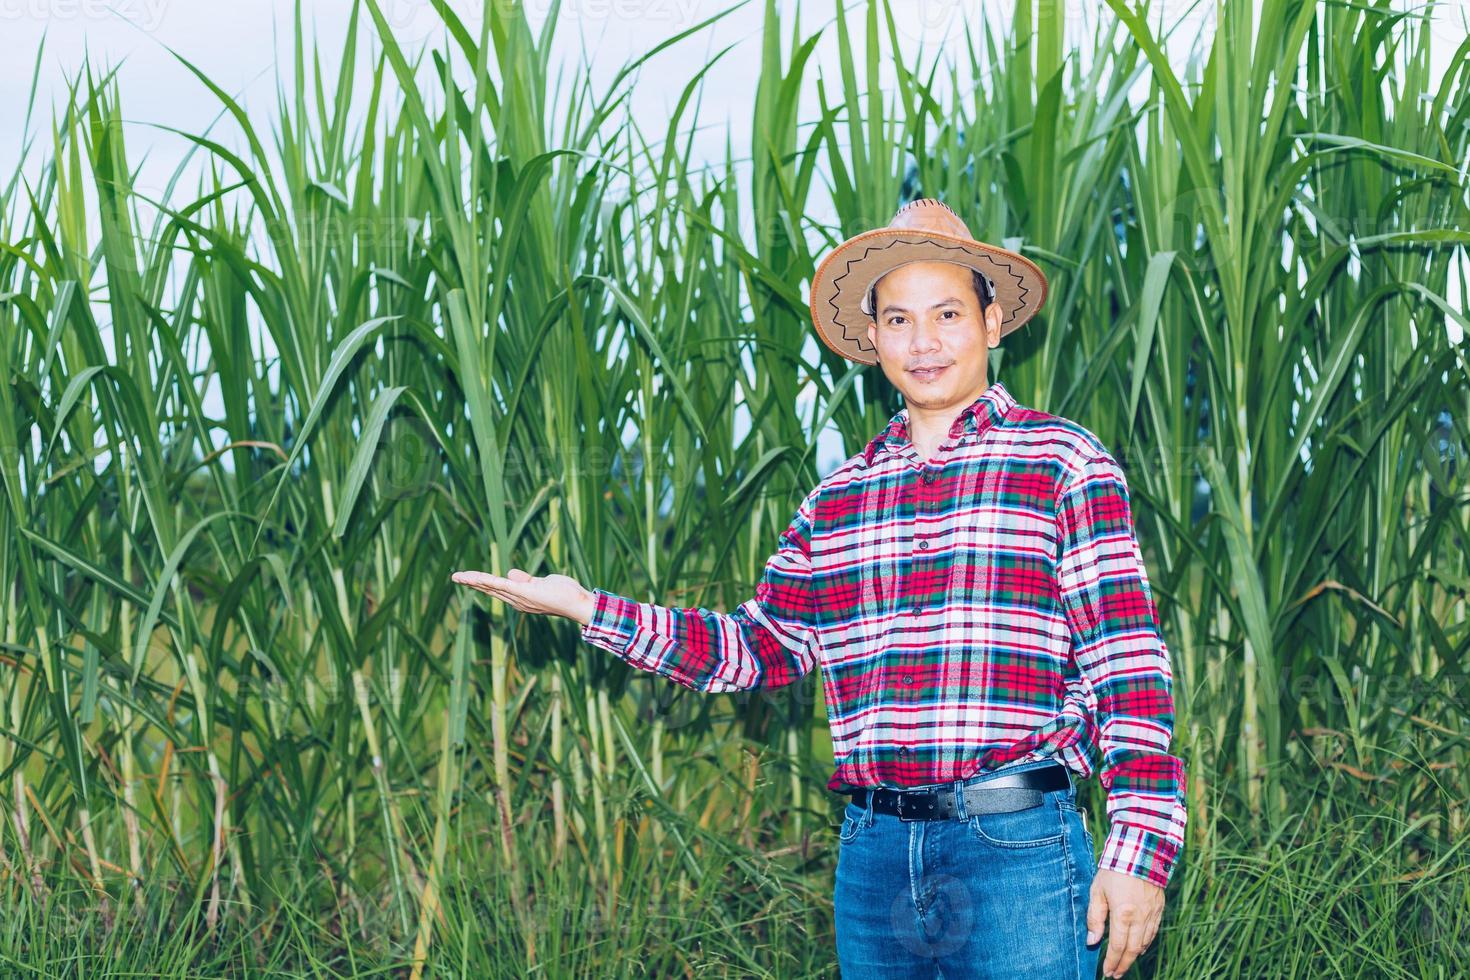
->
<box><xmin>451</xmin><ymin>569</ymin><xmax>596</xmax><ymax>625</ymax></box>
<box><xmin>1086</xmin><ymin>868</ymin><xmax>1165</xmax><ymax>978</ymax></box>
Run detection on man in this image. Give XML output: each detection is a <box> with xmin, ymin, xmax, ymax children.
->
<box><xmin>453</xmin><ymin>199</ymin><xmax>1186</xmax><ymax>979</ymax></box>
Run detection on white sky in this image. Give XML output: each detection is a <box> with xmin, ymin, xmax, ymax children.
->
<box><xmin>2</xmin><ymin>0</ymin><xmax>1465</xmax><ymax>474</ymax></box>
<box><xmin>3</xmin><ymin>0</ymin><xmax>1464</xmax><ymax>178</ymax></box>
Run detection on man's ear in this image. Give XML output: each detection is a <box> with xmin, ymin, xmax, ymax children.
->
<box><xmin>984</xmin><ymin>302</ymin><xmax>1004</xmax><ymax>348</ymax></box>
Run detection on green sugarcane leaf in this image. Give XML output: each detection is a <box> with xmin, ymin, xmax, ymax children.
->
<box><xmin>1128</xmin><ymin>250</ymin><xmax>1175</xmax><ymax>425</ymax></box>
<box><xmin>248</xmin><ymin>314</ymin><xmax>399</xmax><ymax>557</ymax></box>
<box><xmin>132</xmin><ymin>510</ymin><xmax>252</xmax><ymax>685</ymax></box>
<box><xmin>333</xmin><ymin>385</ymin><xmax>407</xmax><ymax>539</ymax></box>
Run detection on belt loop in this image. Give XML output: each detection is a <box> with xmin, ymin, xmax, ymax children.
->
<box><xmin>952</xmin><ymin>777</ymin><xmax>968</xmax><ymax>820</ymax></box>
<box><xmin>861</xmin><ymin>788</ymin><xmax>875</xmax><ymax>826</ymax></box>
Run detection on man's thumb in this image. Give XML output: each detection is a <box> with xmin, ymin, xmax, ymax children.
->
<box><xmin>1085</xmin><ymin>882</ymin><xmax>1107</xmax><ymax>945</ymax></box>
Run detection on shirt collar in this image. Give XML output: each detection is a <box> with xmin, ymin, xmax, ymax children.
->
<box><xmin>861</xmin><ymin>380</ymin><xmax>1017</xmax><ymax>468</ymax></box>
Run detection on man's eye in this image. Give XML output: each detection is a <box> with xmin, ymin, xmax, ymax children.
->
<box><xmin>942</xmin><ymin>310</ymin><xmax>957</xmax><ymax>319</ymax></box>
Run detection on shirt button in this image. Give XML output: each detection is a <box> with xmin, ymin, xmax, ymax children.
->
<box><xmin>897</xmin><ymin>747</ymin><xmax>909</xmax><ymax>758</ymax></box>
<box><xmin>918</xmin><ymin>540</ymin><xmax>929</xmax><ymax>550</ymax></box>
<box><xmin>903</xmin><ymin>674</ymin><xmax>914</xmax><ymax>686</ymax></box>
<box><xmin>921</xmin><ymin>471</ymin><xmax>936</xmax><ymax>484</ymax></box>
<box><xmin>910</xmin><ymin>605</ymin><xmax>922</xmax><ymax>616</ymax></box>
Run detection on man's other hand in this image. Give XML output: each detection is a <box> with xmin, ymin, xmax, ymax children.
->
<box><xmin>1085</xmin><ymin>867</ymin><xmax>1165</xmax><ymax>978</ymax></box>
<box><xmin>451</xmin><ymin>569</ymin><xmax>596</xmax><ymax>625</ymax></box>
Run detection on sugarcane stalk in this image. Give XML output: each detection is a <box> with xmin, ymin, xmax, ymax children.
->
<box><xmin>353</xmin><ymin>668</ymin><xmax>410</xmax><ymax>936</ymax></box>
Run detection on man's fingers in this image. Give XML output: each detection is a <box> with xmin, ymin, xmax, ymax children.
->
<box><xmin>1122</xmin><ymin>921</ymin><xmax>1151</xmax><ymax>977</ymax></box>
<box><xmin>459</xmin><ymin>578</ymin><xmax>508</xmax><ymax>600</ymax></box>
<box><xmin>471</xmin><ymin>582</ymin><xmax>512</xmax><ymax>600</ymax></box>
<box><xmin>451</xmin><ymin>571</ymin><xmax>502</xmax><ymax>588</ymax></box>
<box><xmin>453</xmin><ymin>571</ymin><xmax>527</xmax><ymax>596</ymax></box>
<box><xmin>1085</xmin><ymin>880</ymin><xmax>1108</xmax><ymax>946</ymax></box>
<box><xmin>477</xmin><ymin>587</ymin><xmax>533</xmax><ymax>612</ymax></box>
<box><xmin>1138</xmin><ymin>907</ymin><xmax>1162</xmax><ymax>951</ymax></box>
<box><xmin>1101</xmin><ymin>920</ymin><xmax>1131</xmax><ymax>977</ymax></box>
<box><xmin>451</xmin><ymin>572</ymin><xmax>531</xmax><ymax>607</ymax></box>
<box><xmin>1102</xmin><ymin>907</ymin><xmax>1142</xmax><ymax>978</ymax></box>
<box><xmin>453</xmin><ymin>570</ymin><xmax>541</xmax><ymax>594</ymax></box>
<box><xmin>1105</xmin><ymin>910</ymin><xmax>1159</xmax><ymax>978</ymax></box>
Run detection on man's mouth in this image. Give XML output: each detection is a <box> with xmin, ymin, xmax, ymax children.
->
<box><xmin>909</xmin><ymin>364</ymin><xmax>950</xmax><ymax>381</ymax></box>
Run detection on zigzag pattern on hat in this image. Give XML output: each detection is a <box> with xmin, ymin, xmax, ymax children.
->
<box><xmin>825</xmin><ymin>236</ymin><xmax>1031</xmax><ymax>351</ymax></box>
<box><xmin>894</xmin><ymin>198</ymin><xmax>959</xmax><ymax>218</ymax></box>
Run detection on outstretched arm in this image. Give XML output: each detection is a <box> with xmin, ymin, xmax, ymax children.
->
<box><xmin>452</xmin><ymin>486</ymin><xmax>822</xmax><ymax>693</ymax></box>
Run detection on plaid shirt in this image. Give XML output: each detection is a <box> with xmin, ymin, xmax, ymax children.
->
<box><xmin>580</xmin><ymin>380</ymin><xmax>1187</xmax><ymax>888</ymax></box>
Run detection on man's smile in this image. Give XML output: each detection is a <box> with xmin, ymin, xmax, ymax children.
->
<box><xmin>908</xmin><ymin>363</ymin><xmax>951</xmax><ymax>381</ymax></box>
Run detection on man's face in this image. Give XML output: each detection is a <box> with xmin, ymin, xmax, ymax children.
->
<box><xmin>866</xmin><ymin>260</ymin><xmax>1003</xmax><ymax>409</ymax></box>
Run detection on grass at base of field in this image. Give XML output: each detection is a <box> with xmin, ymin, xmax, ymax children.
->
<box><xmin>3</xmin><ymin>782</ymin><xmax>1463</xmax><ymax>978</ymax></box>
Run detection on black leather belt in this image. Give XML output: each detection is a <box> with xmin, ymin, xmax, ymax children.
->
<box><xmin>845</xmin><ymin>763</ymin><xmax>1070</xmax><ymax>821</ymax></box>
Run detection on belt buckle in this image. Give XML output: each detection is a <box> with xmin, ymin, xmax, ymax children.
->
<box><xmin>895</xmin><ymin>792</ymin><xmax>938</xmax><ymax>822</ymax></box>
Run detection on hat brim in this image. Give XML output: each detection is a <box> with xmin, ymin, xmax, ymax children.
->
<box><xmin>808</xmin><ymin>229</ymin><xmax>1049</xmax><ymax>365</ymax></box>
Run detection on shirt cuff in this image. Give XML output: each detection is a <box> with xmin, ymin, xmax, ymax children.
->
<box><xmin>1097</xmin><ymin>822</ymin><xmax>1181</xmax><ymax>889</ymax></box>
<box><xmin>578</xmin><ymin>587</ymin><xmax>640</xmax><ymax>653</ymax></box>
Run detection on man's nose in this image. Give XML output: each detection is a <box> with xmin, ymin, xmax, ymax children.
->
<box><xmin>909</xmin><ymin>317</ymin><xmax>943</xmax><ymax>353</ymax></box>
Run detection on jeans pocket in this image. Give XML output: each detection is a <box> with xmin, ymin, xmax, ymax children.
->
<box><xmin>839</xmin><ymin>802</ymin><xmax>870</xmax><ymax>844</ymax></box>
<box><xmin>967</xmin><ymin>797</ymin><xmax>1066</xmax><ymax>848</ymax></box>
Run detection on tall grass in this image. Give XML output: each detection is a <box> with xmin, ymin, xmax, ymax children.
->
<box><xmin>1</xmin><ymin>0</ymin><xmax>1467</xmax><ymax>974</ymax></box>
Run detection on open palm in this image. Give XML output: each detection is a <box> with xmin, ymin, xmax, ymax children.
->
<box><xmin>451</xmin><ymin>568</ymin><xmax>596</xmax><ymax>625</ymax></box>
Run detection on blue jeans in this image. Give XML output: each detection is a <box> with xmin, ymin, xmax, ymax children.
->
<box><xmin>834</xmin><ymin>758</ymin><xmax>1101</xmax><ymax>979</ymax></box>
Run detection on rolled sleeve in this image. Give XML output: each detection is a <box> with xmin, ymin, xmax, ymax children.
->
<box><xmin>579</xmin><ymin>587</ymin><xmax>640</xmax><ymax>653</ymax></box>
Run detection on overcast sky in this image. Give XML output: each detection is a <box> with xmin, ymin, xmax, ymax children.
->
<box><xmin>5</xmin><ymin>0</ymin><xmax>1462</xmax><ymax>254</ymax></box>
<box><xmin>6</xmin><ymin>0</ymin><xmax>1462</xmax><ymax>271</ymax></box>
<box><xmin>2</xmin><ymin>0</ymin><xmax>972</xmax><ymax>191</ymax></box>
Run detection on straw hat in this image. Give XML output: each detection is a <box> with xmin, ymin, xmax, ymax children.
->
<box><xmin>808</xmin><ymin>198</ymin><xmax>1049</xmax><ymax>365</ymax></box>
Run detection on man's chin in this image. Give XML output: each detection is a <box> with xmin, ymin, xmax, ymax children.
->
<box><xmin>890</xmin><ymin>372</ymin><xmax>956</xmax><ymax>403</ymax></box>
